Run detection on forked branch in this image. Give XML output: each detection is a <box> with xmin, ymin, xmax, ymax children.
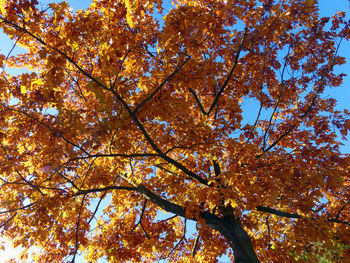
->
<box><xmin>189</xmin><ymin>28</ymin><xmax>248</xmax><ymax>116</ymax></box>
<box><xmin>131</xmin><ymin>199</ymin><xmax>150</xmax><ymax>238</ymax></box>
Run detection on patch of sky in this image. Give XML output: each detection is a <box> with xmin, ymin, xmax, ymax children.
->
<box><xmin>42</xmin><ymin>106</ymin><xmax>59</xmax><ymax>116</ymax></box>
<box><xmin>8</xmin><ymin>97</ymin><xmax>20</xmax><ymax>105</ymax></box>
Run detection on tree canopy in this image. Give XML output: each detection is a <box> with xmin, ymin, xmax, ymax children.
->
<box><xmin>0</xmin><ymin>0</ymin><xmax>349</xmax><ymax>262</ymax></box>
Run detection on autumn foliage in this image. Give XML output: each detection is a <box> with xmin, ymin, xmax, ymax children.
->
<box><xmin>0</xmin><ymin>0</ymin><xmax>349</xmax><ymax>262</ymax></box>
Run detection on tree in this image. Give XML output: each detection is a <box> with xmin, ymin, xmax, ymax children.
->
<box><xmin>0</xmin><ymin>0</ymin><xmax>349</xmax><ymax>262</ymax></box>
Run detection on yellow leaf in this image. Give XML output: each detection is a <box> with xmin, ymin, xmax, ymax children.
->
<box><xmin>0</xmin><ymin>0</ymin><xmax>6</xmax><ymax>13</ymax></box>
<box><xmin>18</xmin><ymin>145</ymin><xmax>25</xmax><ymax>154</ymax></box>
<box><xmin>21</xmin><ymin>86</ymin><xmax>27</xmax><ymax>94</ymax></box>
<box><xmin>31</xmin><ymin>79</ymin><xmax>44</xmax><ymax>87</ymax></box>
<box><xmin>29</xmin><ymin>166</ymin><xmax>35</xmax><ymax>174</ymax></box>
<box><xmin>24</xmin><ymin>160</ymin><xmax>32</xmax><ymax>167</ymax></box>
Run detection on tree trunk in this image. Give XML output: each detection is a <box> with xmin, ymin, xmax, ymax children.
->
<box><xmin>138</xmin><ymin>185</ymin><xmax>259</xmax><ymax>262</ymax></box>
<box><xmin>201</xmin><ymin>210</ymin><xmax>260</xmax><ymax>263</ymax></box>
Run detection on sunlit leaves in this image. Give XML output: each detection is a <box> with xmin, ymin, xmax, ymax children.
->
<box><xmin>0</xmin><ymin>0</ymin><xmax>349</xmax><ymax>262</ymax></box>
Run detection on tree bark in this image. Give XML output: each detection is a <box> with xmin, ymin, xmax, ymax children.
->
<box><xmin>137</xmin><ymin>184</ymin><xmax>259</xmax><ymax>262</ymax></box>
<box><xmin>200</xmin><ymin>210</ymin><xmax>260</xmax><ymax>263</ymax></box>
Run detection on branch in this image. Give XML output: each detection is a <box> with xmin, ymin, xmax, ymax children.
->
<box><xmin>68</xmin><ymin>153</ymin><xmax>160</xmax><ymax>162</ymax></box>
<box><xmin>88</xmin><ymin>192</ymin><xmax>107</xmax><ymax>225</ymax></box>
<box><xmin>73</xmin><ymin>185</ymin><xmax>137</xmax><ymax>197</ymax></box>
<box><xmin>57</xmin><ymin>171</ymin><xmax>80</xmax><ymax>191</ymax></box>
<box><xmin>257</xmin><ymin>206</ymin><xmax>301</xmax><ymax>218</ymax></box>
<box><xmin>137</xmin><ymin>184</ymin><xmax>186</xmax><ymax>218</ymax></box>
<box><xmin>112</xmin><ymin>91</ymin><xmax>209</xmax><ymax>185</ymax></box>
<box><xmin>0</xmin><ymin>16</ymin><xmax>113</xmax><ymax>96</ymax></box>
<box><xmin>0</xmin><ymin>140</ymin><xmax>44</xmax><ymax>196</ymax></box>
<box><xmin>262</xmin><ymin>46</ymin><xmax>290</xmax><ymax>150</ymax></box>
<box><xmin>266</xmin><ymin>216</ymin><xmax>272</xmax><ymax>249</ymax></box>
<box><xmin>133</xmin><ymin>57</ymin><xmax>191</xmax><ymax>114</ymax></box>
<box><xmin>192</xmin><ymin>232</ymin><xmax>200</xmax><ymax>257</ymax></box>
<box><xmin>327</xmin><ymin>218</ymin><xmax>350</xmax><ymax>226</ymax></box>
<box><xmin>207</xmin><ymin>28</ymin><xmax>248</xmax><ymax>115</ymax></box>
<box><xmin>163</xmin><ymin>218</ymin><xmax>187</xmax><ymax>259</ymax></box>
<box><xmin>188</xmin><ymin>88</ymin><xmax>208</xmax><ymax>115</ymax></box>
<box><xmin>257</xmin><ymin>205</ymin><xmax>350</xmax><ymax>226</ymax></box>
<box><xmin>0</xmin><ymin>213</ymin><xmax>17</xmax><ymax>229</ymax></box>
<box><xmin>64</xmin><ymin>69</ymin><xmax>87</xmax><ymax>102</ymax></box>
<box><xmin>0</xmin><ymin>203</ymin><xmax>35</xmax><ymax>215</ymax></box>
<box><xmin>131</xmin><ymin>199</ymin><xmax>150</xmax><ymax>238</ymax></box>
<box><xmin>335</xmin><ymin>200</ymin><xmax>350</xmax><ymax>220</ymax></box>
<box><xmin>213</xmin><ymin>159</ymin><xmax>221</xmax><ymax>177</ymax></box>
<box><xmin>4</xmin><ymin>31</ymin><xmax>25</xmax><ymax>62</ymax></box>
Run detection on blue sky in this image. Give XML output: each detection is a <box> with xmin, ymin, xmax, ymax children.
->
<box><xmin>0</xmin><ymin>0</ymin><xmax>349</xmax><ymax>262</ymax></box>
